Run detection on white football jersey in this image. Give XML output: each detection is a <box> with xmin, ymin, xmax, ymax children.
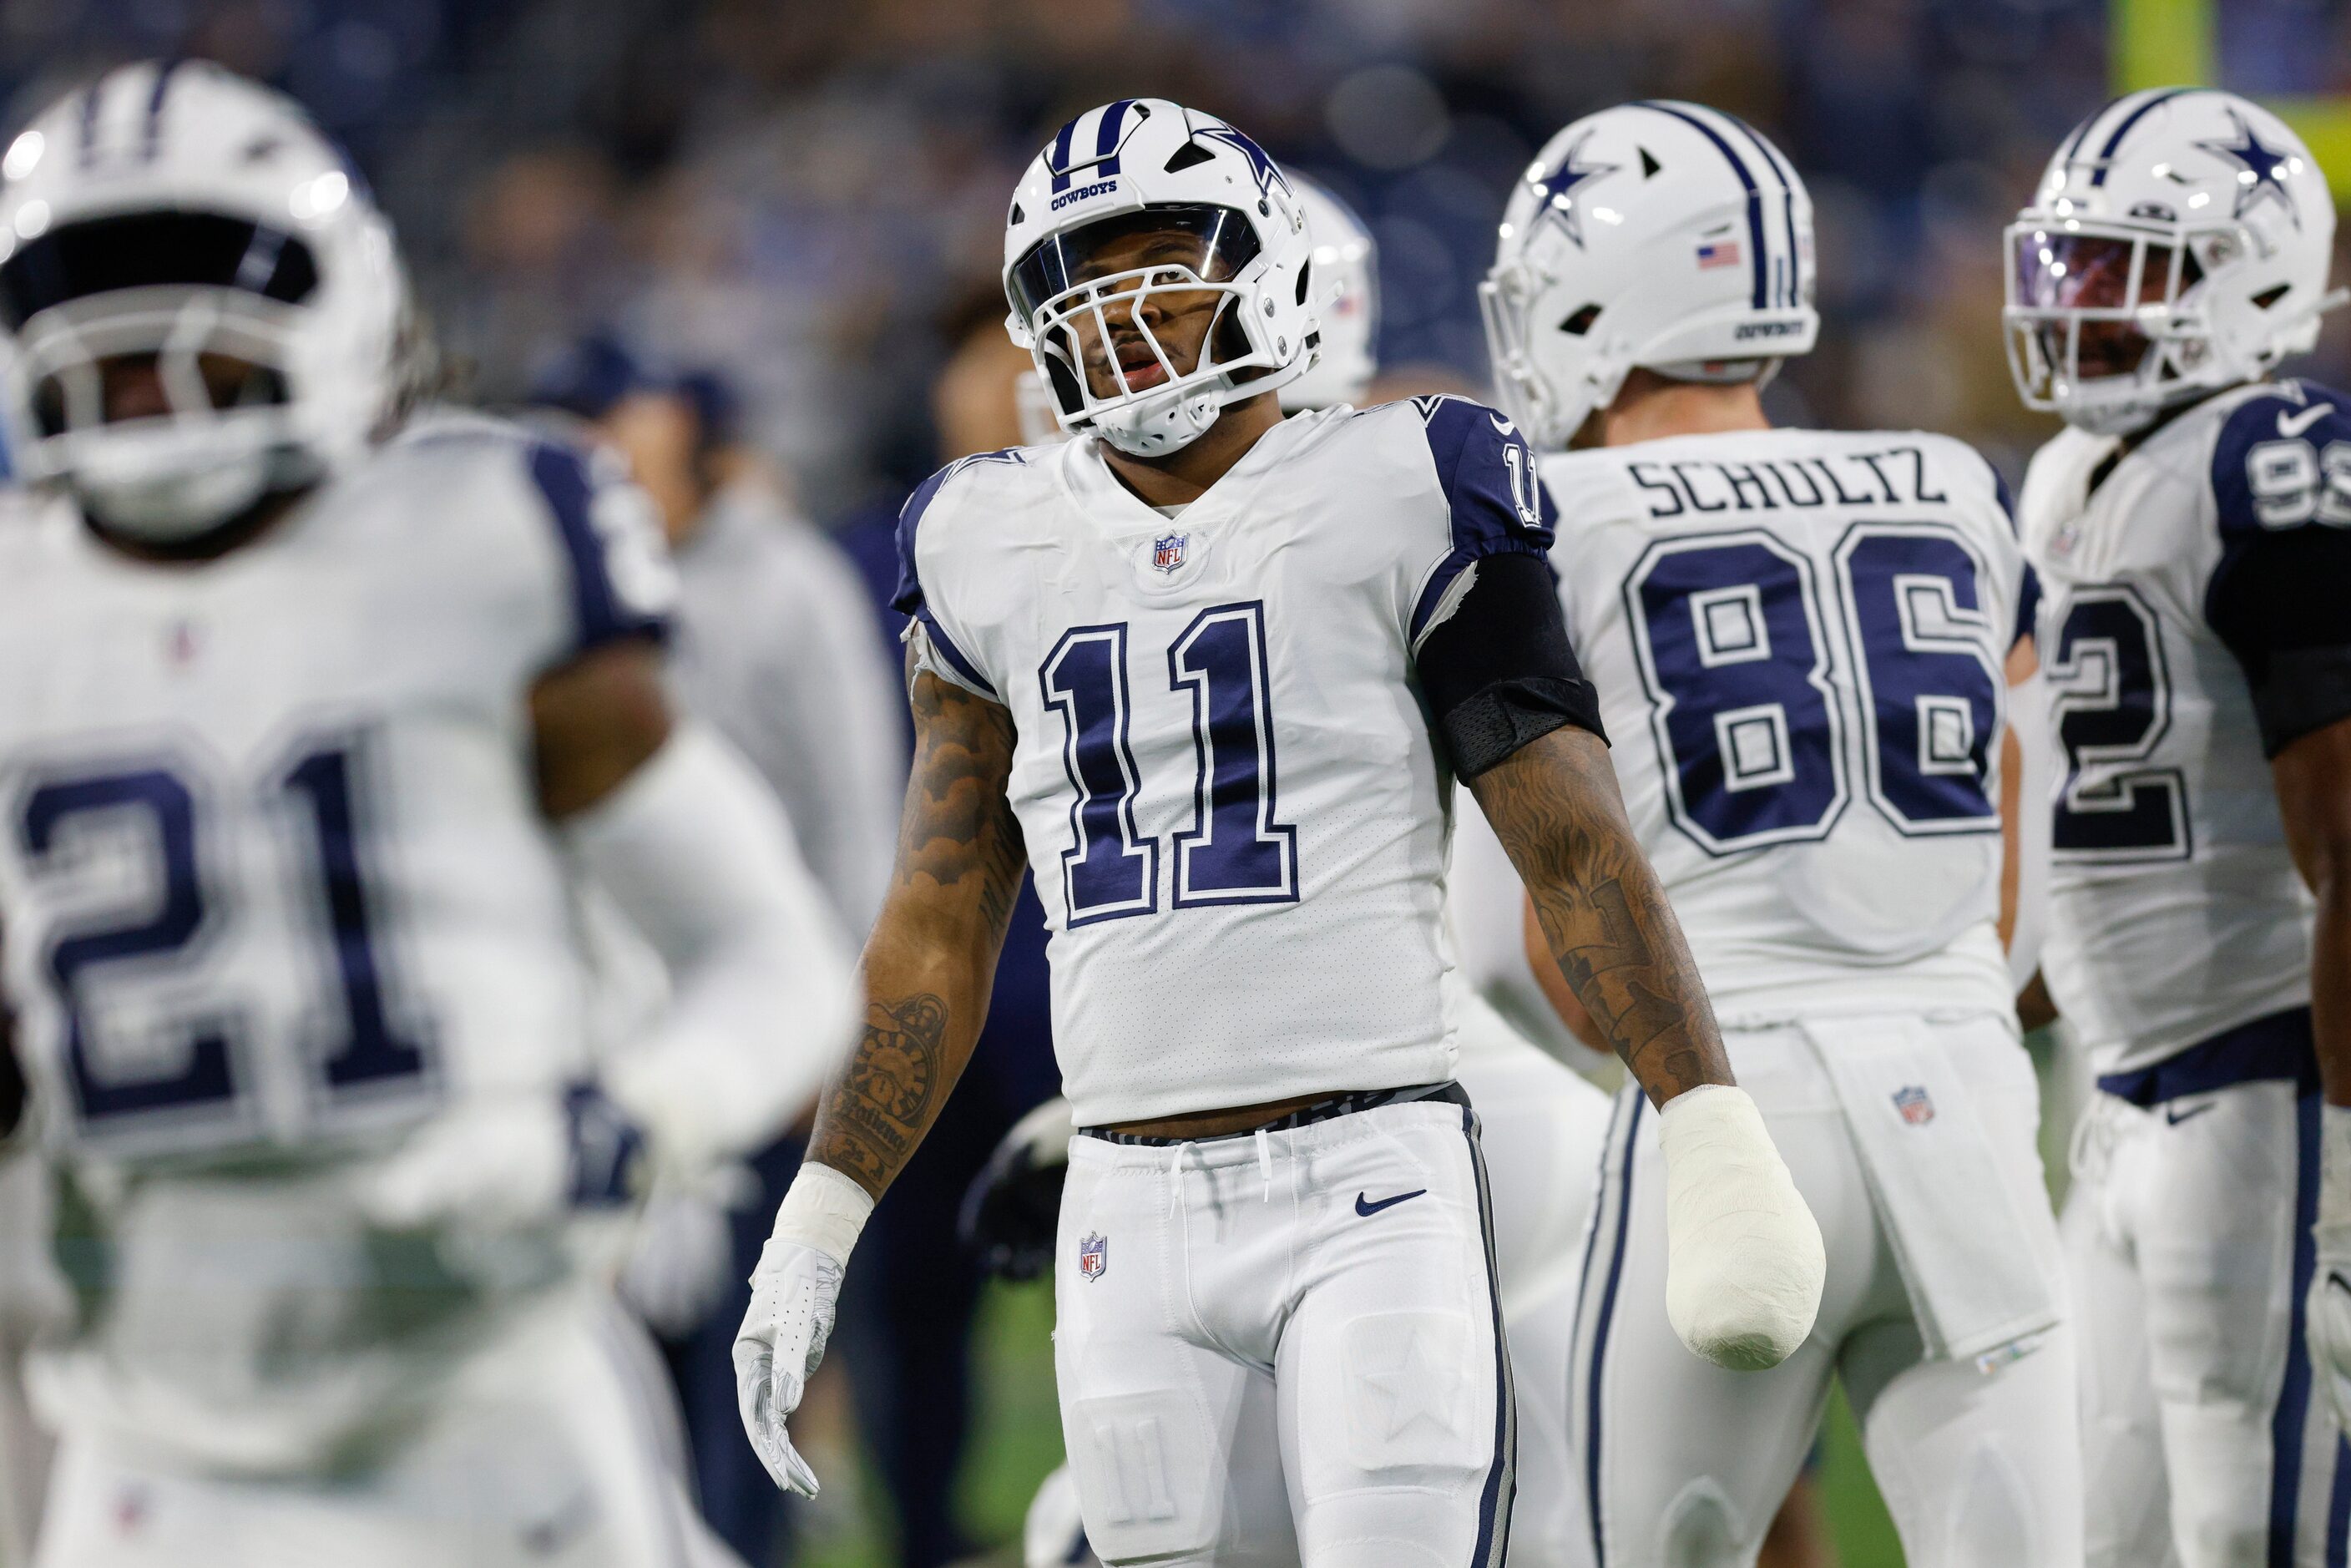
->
<box><xmin>0</xmin><ymin>412</ymin><xmax>674</xmax><ymax>1461</ymax></box>
<box><xmin>897</xmin><ymin>397</ymin><xmax>1555</xmax><ymax>1124</ymax></box>
<box><xmin>2019</xmin><ymin>380</ymin><xmax>2334</xmax><ymax>1079</ymax></box>
<box><xmin>1541</xmin><ymin>428</ymin><xmax>2029</xmax><ymax>1022</ymax></box>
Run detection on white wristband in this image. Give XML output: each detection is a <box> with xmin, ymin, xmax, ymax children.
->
<box><xmin>770</xmin><ymin>1162</ymin><xmax>876</xmax><ymax>1267</ymax></box>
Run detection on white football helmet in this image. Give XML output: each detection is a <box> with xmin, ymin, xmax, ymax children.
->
<box><xmin>1003</xmin><ymin>99</ymin><xmax>1317</xmax><ymax>458</ymax></box>
<box><xmin>1283</xmin><ymin>175</ymin><xmax>1378</xmax><ymax>411</ymax></box>
<box><xmin>0</xmin><ymin>62</ymin><xmax>412</xmax><ymax>541</ymax></box>
<box><xmin>2005</xmin><ymin>88</ymin><xmax>2343</xmax><ymax>436</ymax></box>
<box><xmin>1480</xmin><ymin>100</ymin><xmax>1817</xmax><ymax>452</ymax></box>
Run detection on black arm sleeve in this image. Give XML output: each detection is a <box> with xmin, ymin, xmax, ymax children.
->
<box><xmin>1414</xmin><ymin>552</ymin><xmax>1605</xmax><ymax>778</ymax></box>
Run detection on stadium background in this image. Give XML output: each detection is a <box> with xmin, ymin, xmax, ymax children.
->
<box><xmin>5</xmin><ymin>0</ymin><xmax>2349</xmax><ymax>1562</ymax></box>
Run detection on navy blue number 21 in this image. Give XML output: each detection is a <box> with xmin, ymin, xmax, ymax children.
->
<box><xmin>1042</xmin><ymin>601</ymin><xmax>1297</xmax><ymax>923</ymax></box>
<box><xmin>19</xmin><ymin>736</ymin><xmax>432</xmax><ymax>1139</ymax></box>
<box><xmin>1625</xmin><ymin>524</ymin><xmax>2005</xmax><ymax>856</ymax></box>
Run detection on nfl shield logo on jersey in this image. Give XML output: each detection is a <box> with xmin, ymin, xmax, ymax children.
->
<box><xmin>1078</xmin><ymin>1232</ymin><xmax>1108</xmax><ymax>1281</ymax></box>
<box><xmin>1893</xmin><ymin>1085</ymin><xmax>1935</xmax><ymax>1126</ymax></box>
<box><xmin>1152</xmin><ymin>533</ymin><xmax>1188</xmax><ymax>574</ymax></box>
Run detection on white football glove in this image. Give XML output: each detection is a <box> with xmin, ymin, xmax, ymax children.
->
<box><xmin>619</xmin><ymin>1180</ymin><xmax>745</xmax><ymax>1338</ymax></box>
<box><xmin>357</xmin><ymin>1085</ymin><xmax>645</xmax><ymax>1234</ymax></box>
<box><xmin>1656</xmin><ymin>1084</ymin><xmax>1827</xmax><ymax>1370</ymax></box>
<box><xmin>734</xmin><ymin>1162</ymin><xmax>873</xmax><ymax>1497</ymax></box>
<box><xmin>2308</xmin><ymin>1103</ymin><xmax>2351</xmax><ymax>1432</ymax></box>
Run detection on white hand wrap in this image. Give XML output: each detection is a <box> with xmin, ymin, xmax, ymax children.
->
<box><xmin>2308</xmin><ymin>1104</ymin><xmax>2351</xmax><ymax>1432</ymax></box>
<box><xmin>1657</xmin><ymin>1084</ymin><xmax>1827</xmax><ymax>1371</ymax></box>
<box><xmin>734</xmin><ymin>1164</ymin><xmax>875</xmax><ymax>1495</ymax></box>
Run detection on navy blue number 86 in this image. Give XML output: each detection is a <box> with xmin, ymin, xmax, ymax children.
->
<box><xmin>1625</xmin><ymin>524</ymin><xmax>2005</xmax><ymax>856</ymax></box>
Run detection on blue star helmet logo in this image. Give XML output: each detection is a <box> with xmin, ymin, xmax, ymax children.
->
<box><xmin>1192</xmin><ymin>119</ymin><xmax>1292</xmax><ymax>203</ymax></box>
<box><xmin>1528</xmin><ymin>130</ymin><xmax>1620</xmax><ymax>250</ymax></box>
<box><xmin>2196</xmin><ymin>109</ymin><xmax>2301</xmax><ymax>226</ymax></box>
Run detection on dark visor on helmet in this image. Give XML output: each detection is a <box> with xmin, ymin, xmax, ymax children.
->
<box><xmin>0</xmin><ymin>210</ymin><xmax>321</xmax><ymax>331</ymax></box>
<box><xmin>1008</xmin><ymin>204</ymin><xmax>1260</xmax><ymax>322</ymax></box>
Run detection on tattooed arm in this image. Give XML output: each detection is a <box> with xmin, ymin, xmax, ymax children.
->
<box><xmin>806</xmin><ymin>661</ymin><xmax>1029</xmax><ymax>1198</ymax></box>
<box><xmin>1466</xmin><ymin>724</ymin><xmax>1732</xmax><ymax>1106</ymax></box>
<box><xmin>1469</xmin><ymin>724</ymin><xmax>1822</xmax><ymax>1368</ymax></box>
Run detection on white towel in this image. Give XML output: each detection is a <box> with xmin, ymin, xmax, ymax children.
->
<box><xmin>1797</xmin><ymin>1014</ymin><xmax>2060</xmax><ymax>1365</ymax></box>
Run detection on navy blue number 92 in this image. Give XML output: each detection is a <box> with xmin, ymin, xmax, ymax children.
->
<box><xmin>1625</xmin><ymin>524</ymin><xmax>2005</xmax><ymax>855</ymax></box>
<box><xmin>16</xmin><ymin>734</ymin><xmax>432</xmax><ymax>1143</ymax></box>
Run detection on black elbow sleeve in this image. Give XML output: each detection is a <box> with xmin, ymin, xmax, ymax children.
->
<box><xmin>1415</xmin><ymin>552</ymin><xmax>1605</xmax><ymax>778</ymax></box>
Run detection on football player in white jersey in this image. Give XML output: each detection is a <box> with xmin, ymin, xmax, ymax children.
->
<box><xmin>983</xmin><ymin>173</ymin><xmax>1615</xmax><ymax>1568</ymax></box>
<box><xmin>736</xmin><ymin>99</ymin><xmax>1828</xmax><ymax>1566</ymax></box>
<box><xmin>0</xmin><ymin>63</ymin><xmax>857</xmax><ymax>1567</ymax></box>
<box><xmin>1482</xmin><ymin>101</ymin><xmax>2082</xmax><ymax>1568</ymax></box>
<box><xmin>2004</xmin><ymin>89</ymin><xmax>2351</xmax><ymax>1568</ymax></box>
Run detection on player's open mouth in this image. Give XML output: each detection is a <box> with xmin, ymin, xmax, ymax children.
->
<box><xmin>1115</xmin><ymin>347</ymin><xmax>1169</xmax><ymax>391</ymax></box>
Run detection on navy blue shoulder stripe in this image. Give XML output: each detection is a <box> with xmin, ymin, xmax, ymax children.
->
<box><xmin>527</xmin><ymin>441</ymin><xmax>666</xmax><ymax>653</ymax></box>
<box><xmin>1631</xmin><ymin>100</ymin><xmax>1768</xmax><ymax>311</ymax></box>
<box><xmin>892</xmin><ymin>449</ymin><xmax>1024</xmax><ymax>698</ymax></box>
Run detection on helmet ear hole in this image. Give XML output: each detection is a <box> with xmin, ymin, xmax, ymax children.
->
<box><xmin>1295</xmin><ymin>257</ymin><xmax>1312</xmax><ymax>306</ymax></box>
<box><xmin>1559</xmin><ymin>304</ymin><xmax>1601</xmax><ymax>336</ymax></box>
<box><xmin>2253</xmin><ymin>283</ymin><xmax>2289</xmax><ymax>310</ymax></box>
<box><xmin>1163</xmin><ymin>141</ymin><xmax>1215</xmax><ymax>175</ymax></box>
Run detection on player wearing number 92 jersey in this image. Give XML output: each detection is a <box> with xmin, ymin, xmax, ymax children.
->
<box><xmin>1484</xmin><ymin>101</ymin><xmax>2083</xmax><ymax>1568</ymax></box>
<box><xmin>2005</xmin><ymin>89</ymin><xmax>2351</xmax><ymax>1568</ymax></box>
<box><xmin>0</xmin><ymin>64</ymin><xmax>857</xmax><ymax>1568</ymax></box>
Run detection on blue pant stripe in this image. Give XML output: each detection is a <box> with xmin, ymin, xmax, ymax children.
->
<box><xmin>1464</xmin><ymin>1101</ymin><xmax>1516</xmax><ymax>1568</ymax></box>
<box><xmin>2276</xmin><ymin>1090</ymin><xmax>2323</xmax><ymax>1567</ymax></box>
<box><xmin>1585</xmin><ymin>1092</ymin><xmax>1645</xmax><ymax>1568</ymax></box>
<box><xmin>2328</xmin><ymin>1434</ymin><xmax>2351</xmax><ymax>1567</ymax></box>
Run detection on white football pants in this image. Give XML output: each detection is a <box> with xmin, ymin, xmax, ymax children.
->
<box><xmin>1573</xmin><ymin>1014</ymin><xmax>2082</xmax><ymax>1568</ymax></box>
<box><xmin>33</xmin><ymin>1292</ymin><xmax>732</xmax><ymax>1568</ymax></box>
<box><xmin>1055</xmin><ymin>1088</ymin><xmax>1512</xmax><ymax>1567</ymax></box>
<box><xmin>2068</xmin><ymin>1077</ymin><xmax>2348</xmax><ymax>1567</ymax></box>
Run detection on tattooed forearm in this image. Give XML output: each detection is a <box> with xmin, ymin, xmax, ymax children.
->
<box><xmin>1468</xmin><ymin>726</ymin><xmax>1732</xmax><ymax>1105</ymax></box>
<box><xmin>808</xmin><ymin>994</ymin><xmax>949</xmax><ymax>1190</ymax></box>
<box><xmin>809</xmin><ymin>665</ymin><xmax>1027</xmax><ymax>1197</ymax></box>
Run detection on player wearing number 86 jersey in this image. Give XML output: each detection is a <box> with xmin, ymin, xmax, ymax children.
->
<box><xmin>1484</xmin><ymin>100</ymin><xmax>2082</xmax><ymax>1568</ymax></box>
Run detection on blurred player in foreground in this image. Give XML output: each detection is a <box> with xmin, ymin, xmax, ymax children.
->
<box><xmin>738</xmin><ymin>97</ymin><xmax>1826</xmax><ymax>1564</ymax></box>
<box><xmin>1482</xmin><ymin>101</ymin><xmax>2080</xmax><ymax>1566</ymax></box>
<box><xmin>991</xmin><ymin>174</ymin><xmax>1615</xmax><ymax>1568</ymax></box>
<box><xmin>2005</xmin><ymin>89</ymin><xmax>2351</xmax><ymax>1567</ymax></box>
<box><xmin>0</xmin><ymin>63</ymin><xmax>856</xmax><ymax>1566</ymax></box>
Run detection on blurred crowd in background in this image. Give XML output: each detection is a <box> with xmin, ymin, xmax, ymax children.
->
<box><xmin>7</xmin><ymin>2</ymin><xmax>2351</xmax><ymax>1564</ymax></box>
<box><xmin>23</xmin><ymin>0</ymin><xmax>2351</xmax><ymax>519</ymax></box>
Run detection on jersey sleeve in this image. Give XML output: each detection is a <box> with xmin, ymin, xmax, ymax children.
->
<box><xmin>892</xmin><ymin>458</ymin><xmax>1001</xmax><ymax>701</ymax></box>
<box><xmin>522</xmin><ymin>438</ymin><xmax>675</xmax><ymax>662</ymax></box>
<box><xmin>1983</xmin><ymin>455</ymin><xmax>2041</xmax><ymax>652</ymax></box>
<box><xmin>1407</xmin><ymin>397</ymin><xmax>1559</xmax><ymax>645</ymax></box>
<box><xmin>2203</xmin><ymin>382</ymin><xmax>2351</xmax><ymax>756</ymax></box>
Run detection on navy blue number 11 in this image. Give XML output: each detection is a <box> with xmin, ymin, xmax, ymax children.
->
<box><xmin>1041</xmin><ymin>601</ymin><xmax>1297</xmax><ymax>923</ymax></box>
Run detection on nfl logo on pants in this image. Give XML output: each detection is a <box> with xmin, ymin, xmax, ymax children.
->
<box><xmin>1079</xmin><ymin>1232</ymin><xmax>1108</xmax><ymax>1281</ymax></box>
<box><xmin>1893</xmin><ymin>1085</ymin><xmax>1935</xmax><ymax>1126</ymax></box>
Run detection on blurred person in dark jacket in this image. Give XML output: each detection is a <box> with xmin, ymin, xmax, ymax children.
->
<box><xmin>531</xmin><ymin>337</ymin><xmax>900</xmax><ymax>1565</ymax></box>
